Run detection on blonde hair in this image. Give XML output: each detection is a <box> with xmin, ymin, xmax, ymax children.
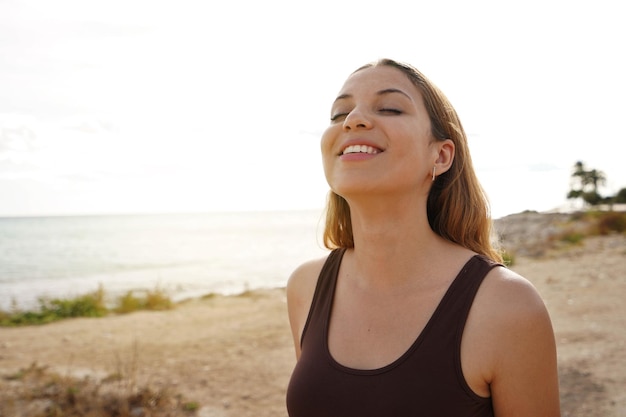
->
<box><xmin>322</xmin><ymin>59</ymin><xmax>502</xmax><ymax>263</ymax></box>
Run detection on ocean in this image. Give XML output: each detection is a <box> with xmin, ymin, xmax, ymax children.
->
<box><xmin>0</xmin><ymin>210</ymin><xmax>329</xmax><ymax>311</ymax></box>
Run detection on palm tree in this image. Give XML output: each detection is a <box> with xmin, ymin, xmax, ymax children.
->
<box><xmin>567</xmin><ymin>161</ymin><xmax>606</xmax><ymax>206</ymax></box>
<box><xmin>586</xmin><ymin>169</ymin><xmax>606</xmax><ymax>195</ymax></box>
<box><xmin>570</xmin><ymin>161</ymin><xmax>587</xmax><ymax>192</ymax></box>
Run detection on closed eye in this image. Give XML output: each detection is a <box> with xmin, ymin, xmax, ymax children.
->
<box><xmin>331</xmin><ymin>108</ymin><xmax>402</xmax><ymax>122</ymax></box>
<box><xmin>330</xmin><ymin>113</ymin><xmax>348</xmax><ymax>122</ymax></box>
<box><xmin>380</xmin><ymin>108</ymin><xmax>402</xmax><ymax>115</ymax></box>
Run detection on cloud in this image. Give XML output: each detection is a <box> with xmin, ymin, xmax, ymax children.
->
<box><xmin>0</xmin><ymin>112</ymin><xmax>39</xmax><ymax>153</ymax></box>
<box><xmin>0</xmin><ymin>125</ymin><xmax>37</xmax><ymax>153</ymax></box>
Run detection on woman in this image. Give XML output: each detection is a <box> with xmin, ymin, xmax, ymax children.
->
<box><xmin>286</xmin><ymin>59</ymin><xmax>560</xmax><ymax>416</ymax></box>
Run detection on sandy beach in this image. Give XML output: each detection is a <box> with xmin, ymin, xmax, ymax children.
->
<box><xmin>1</xmin><ymin>212</ymin><xmax>625</xmax><ymax>417</ymax></box>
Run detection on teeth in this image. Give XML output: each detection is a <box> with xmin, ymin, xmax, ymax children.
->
<box><xmin>342</xmin><ymin>145</ymin><xmax>379</xmax><ymax>155</ymax></box>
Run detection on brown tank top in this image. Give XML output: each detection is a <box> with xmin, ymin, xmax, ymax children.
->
<box><xmin>286</xmin><ymin>248</ymin><xmax>500</xmax><ymax>417</ymax></box>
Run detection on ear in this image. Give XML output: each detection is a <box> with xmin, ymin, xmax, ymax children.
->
<box><xmin>434</xmin><ymin>139</ymin><xmax>455</xmax><ymax>175</ymax></box>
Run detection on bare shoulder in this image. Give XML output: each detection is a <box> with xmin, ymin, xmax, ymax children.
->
<box><xmin>286</xmin><ymin>256</ymin><xmax>328</xmax><ymax>304</ymax></box>
<box><xmin>471</xmin><ymin>265</ymin><xmax>554</xmax><ymax>348</ymax></box>
<box><xmin>479</xmin><ymin>265</ymin><xmax>549</xmax><ymax>318</ymax></box>
<box><xmin>467</xmin><ymin>265</ymin><xmax>561</xmax><ymax>416</ymax></box>
<box><xmin>483</xmin><ymin>265</ymin><xmax>543</xmax><ymax>299</ymax></box>
<box><xmin>286</xmin><ymin>255</ymin><xmax>329</xmax><ymax>358</ymax></box>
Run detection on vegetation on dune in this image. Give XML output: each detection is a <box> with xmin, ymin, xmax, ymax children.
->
<box><xmin>115</xmin><ymin>287</ymin><xmax>173</xmax><ymax>314</ymax></box>
<box><xmin>557</xmin><ymin>210</ymin><xmax>626</xmax><ymax>241</ymax></box>
<box><xmin>0</xmin><ymin>286</ymin><xmax>174</xmax><ymax>327</ymax></box>
<box><xmin>498</xmin><ymin>210</ymin><xmax>626</xmax><ymax>261</ymax></box>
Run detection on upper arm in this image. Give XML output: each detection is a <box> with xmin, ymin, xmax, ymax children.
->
<box><xmin>472</xmin><ymin>268</ymin><xmax>561</xmax><ymax>417</ymax></box>
<box><xmin>286</xmin><ymin>257</ymin><xmax>325</xmax><ymax>360</ymax></box>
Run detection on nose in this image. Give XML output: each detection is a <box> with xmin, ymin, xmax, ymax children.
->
<box><xmin>343</xmin><ymin>108</ymin><xmax>372</xmax><ymax>131</ymax></box>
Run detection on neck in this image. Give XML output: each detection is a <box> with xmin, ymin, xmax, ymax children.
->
<box><xmin>344</xmin><ymin>196</ymin><xmax>457</xmax><ymax>290</ymax></box>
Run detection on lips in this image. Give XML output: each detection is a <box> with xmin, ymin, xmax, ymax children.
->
<box><xmin>341</xmin><ymin>144</ymin><xmax>382</xmax><ymax>156</ymax></box>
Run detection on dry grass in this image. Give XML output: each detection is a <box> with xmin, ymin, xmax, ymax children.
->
<box><xmin>0</xmin><ymin>289</ymin><xmax>195</xmax><ymax>415</ymax></box>
<box><xmin>0</xmin><ymin>350</ymin><xmax>199</xmax><ymax>417</ymax></box>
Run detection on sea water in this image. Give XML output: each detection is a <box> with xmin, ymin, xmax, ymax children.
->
<box><xmin>0</xmin><ymin>210</ymin><xmax>328</xmax><ymax>311</ymax></box>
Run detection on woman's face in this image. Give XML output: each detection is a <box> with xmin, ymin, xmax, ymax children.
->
<box><xmin>321</xmin><ymin>65</ymin><xmax>441</xmax><ymax>200</ymax></box>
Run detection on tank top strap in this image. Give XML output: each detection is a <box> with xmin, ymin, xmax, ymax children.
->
<box><xmin>443</xmin><ymin>255</ymin><xmax>502</xmax><ymax>340</ymax></box>
<box><xmin>420</xmin><ymin>255</ymin><xmax>503</xmax><ymax>380</ymax></box>
<box><xmin>299</xmin><ymin>248</ymin><xmax>346</xmax><ymax>348</ymax></box>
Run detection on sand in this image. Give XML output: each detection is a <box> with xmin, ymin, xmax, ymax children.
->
<box><xmin>1</xmin><ymin>212</ymin><xmax>625</xmax><ymax>417</ymax></box>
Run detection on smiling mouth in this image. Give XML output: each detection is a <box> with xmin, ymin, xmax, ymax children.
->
<box><xmin>341</xmin><ymin>145</ymin><xmax>382</xmax><ymax>155</ymax></box>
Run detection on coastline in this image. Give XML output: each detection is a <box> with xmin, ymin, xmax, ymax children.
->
<box><xmin>0</xmin><ymin>209</ymin><xmax>329</xmax><ymax>312</ymax></box>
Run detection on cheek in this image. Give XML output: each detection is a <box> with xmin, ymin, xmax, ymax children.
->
<box><xmin>320</xmin><ymin>126</ymin><xmax>337</xmax><ymax>160</ymax></box>
<box><xmin>320</xmin><ymin>127</ymin><xmax>337</xmax><ymax>180</ymax></box>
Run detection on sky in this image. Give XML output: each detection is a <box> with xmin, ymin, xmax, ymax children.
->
<box><xmin>1</xmin><ymin>0</ymin><xmax>625</xmax><ymax>219</ymax></box>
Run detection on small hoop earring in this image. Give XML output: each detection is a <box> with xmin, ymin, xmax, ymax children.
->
<box><xmin>432</xmin><ymin>166</ymin><xmax>436</xmax><ymax>182</ymax></box>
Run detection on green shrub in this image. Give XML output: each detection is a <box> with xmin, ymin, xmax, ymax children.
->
<box><xmin>39</xmin><ymin>286</ymin><xmax>107</xmax><ymax>319</ymax></box>
<box><xmin>0</xmin><ymin>285</ymin><xmax>173</xmax><ymax>327</ymax></box>
<box><xmin>143</xmin><ymin>288</ymin><xmax>173</xmax><ymax>311</ymax></box>
<box><xmin>501</xmin><ymin>251</ymin><xmax>515</xmax><ymax>267</ymax></box>
<box><xmin>115</xmin><ymin>291</ymin><xmax>144</xmax><ymax>314</ymax></box>
<box><xmin>115</xmin><ymin>288</ymin><xmax>173</xmax><ymax>314</ymax></box>
<box><xmin>183</xmin><ymin>401</ymin><xmax>200</xmax><ymax>411</ymax></box>
<box><xmin>559</xmin><ymin>231</ymin><xmax>585</xmax><ymax>245</ymax></box>
<box><xmin>0</xmin><ymin>287</ymin><xmax>107</xmax><ymax>326</ymax></box>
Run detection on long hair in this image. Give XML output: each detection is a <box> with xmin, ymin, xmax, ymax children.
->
<box><xmin>322</xmin><ymin>59</ymin><xmax>502</xmax><ymax>262</ymax></box>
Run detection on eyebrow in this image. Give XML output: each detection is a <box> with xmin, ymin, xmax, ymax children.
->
<box><xmin>333</xmin><ymin>88</ymin><xmax>412</xmax><ymax>103</ymax></box>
